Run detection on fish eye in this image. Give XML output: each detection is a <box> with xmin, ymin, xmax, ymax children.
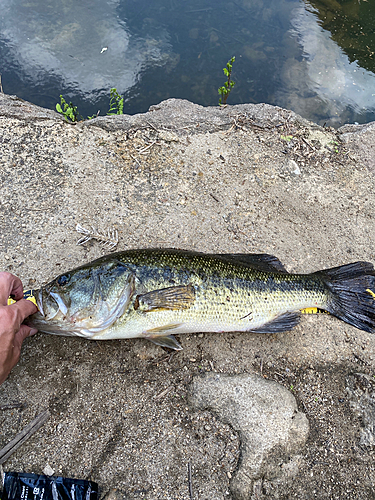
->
<box><xmin>57</xmin><ymin>274</ymin><xmax>70</xmax><ymax>286</ymax></box>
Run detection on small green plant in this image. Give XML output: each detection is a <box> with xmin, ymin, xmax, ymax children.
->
<box><xmin>56</xmin><ymin>95</ymin><xmax>80</xmax><ymax>122</ymax></box>
<box><xmin>328</xmin><ymin>139</ymin><xmax>340</xmax><ymax>153</ymax></box>
<box><xmin>87</xmin><ymin>111</ymin><xmax>100</xmax><ymax>120</ymax></box>
<box><xmin>218</xmin><ymin>56</ymin><xmax>236</xmax><ymax>106</ymax></box>
<box><xmin>56</xmin><ymin>87</ymin><xmax>124</xmax><ymax>122</ymax></box>
<box><xmin>107</xmin><ymin>87</ymin><xmax>124</xmax><ymax>115</ymax></box>
<box><xmin>280</xmin><ymin>135</ymin><xmax>294</xmax><ymax>142</ymax></box>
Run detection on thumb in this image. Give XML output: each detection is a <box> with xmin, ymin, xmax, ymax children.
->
<box><xmin>13</xmin><ymin>325</ymin><xmax>36</xmax><ymax>352</ymax></box>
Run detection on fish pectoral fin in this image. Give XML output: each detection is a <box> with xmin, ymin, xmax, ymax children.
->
<box><xmin>213</xmin><ymin>253</ymin><xmax>288</xmax><ymax>273</ymax></box>
<box><xmin>250</xmin><ymin>311</ymin><xmax>301</xmax><ymax>333</ymax></box>
<box><xmin>148</xmin><ymin>335</ymin><xmax>183</xmax><ymax>351</ymax></box>
<box><xmin>135</xmin><ymin>285</ymin><xmax>195</xmax><ymax>312</ymax></box>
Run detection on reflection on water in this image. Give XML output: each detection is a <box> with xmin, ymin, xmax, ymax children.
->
<box><xmin>279</xmin><ymin>3</ymin><xmax>375</xmax><ymax>126</ymax></box>
<box><xmin>0</xmin><ymin>0</ymin><xmax>375</xmax><ymax>126</ymax></box>
<box><xmin>0</xmin><ymin>0</ymin><xmax>173</xmax><ymax>100</ymax></box>
<box><xmin>307</xmin><ymin>0</ymin><xmax>375</xmax><ymax>75</ymax></box>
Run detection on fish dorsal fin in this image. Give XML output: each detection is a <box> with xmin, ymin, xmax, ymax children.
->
<box><xmin>249</xmin><ymin>311</ymin><xmax>300</xmax><ymax>333</ymax></box>
<box><xmin>213</xmin><ymin>253</ymin><xmax>288</xmax><ymax>273</ymax></box>
<box><xmin>148</xmin><ymin>335</ymin><xmax>182</xmax><ymax>350</ymax></box>
<box><xmin>135</xmin><ymin>285</ymin><xmax>195</xmax><ymax>312</ymax></box>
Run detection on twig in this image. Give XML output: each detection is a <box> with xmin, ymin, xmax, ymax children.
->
<box><xmin>301</xmin><ymin>137</ymin><xmax>315</xmax><ymax>150</ymax></box>
<box><xmin>146</xmin><ymin>121</ymin><xmax>158</xmax><ymax>131</ymax></box>
<box><xmin>153</xmin><ymin>386</ymin><xmax>173</xmax><ymax>400</ymax></box>
<box><xmin>0</xmin><ymin>410</ymin><xmax>50</xmax><ymax>464</ymax></box>
<box><xmin>188</xmin><ymin>461</ymin><xmax>193</xmax><ymax>500</ymax></box>
<box><xmin>0</xmin><ymin>74</ymin><xmax>3</xmax><ymax>93</ymax></box>
<box><xmin>130</xmin><ymin>154</ymin><xmax>141</xmax><ymax>167</ymax></box>
<box><xmin>210</xmin><ymin>193</ymin><xmax>219</xmax><ymax>202</ymax></box>
<box><xmin>0</xmin><ymin>403</ymin><xmax>24</xmax><ymax>411</ymax></box>
<box><xmin>137</xmin><ymin>140</ymin><xmax>157</xmax><ymax>154</ymax></box>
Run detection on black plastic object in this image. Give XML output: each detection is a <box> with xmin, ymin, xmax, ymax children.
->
<box><xmin>2</xmin><ymin>472</ymin><xmax>98</xmax><ymax>500</ymax></box>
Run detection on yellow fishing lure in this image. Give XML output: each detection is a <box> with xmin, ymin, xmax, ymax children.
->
<box><xmin>7</xmin><ymin>290</ymin><xmax>38</xmax><ymax>308</ymax></box>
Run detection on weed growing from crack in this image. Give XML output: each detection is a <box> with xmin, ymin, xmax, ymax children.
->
<box><xmin>218</xmin><ymin>56</ymin><xmax>236</xmax><ymax>106</ymax></box>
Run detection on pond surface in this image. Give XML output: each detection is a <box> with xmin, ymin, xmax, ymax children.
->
<box><xmin>1</xmin><ymin>0</ymin><xmax>375</xmax><ymax>126</ymax></box>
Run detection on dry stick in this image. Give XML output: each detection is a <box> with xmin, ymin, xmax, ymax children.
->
<box><xmin>188</xmin><ymin>461</ymin><xmax>193</xmax><ymax>500</ymax></box>
<box><xmin>0</xmin><ymin>403</ymin><xmax>24</xmax><ymax>411</ymax></box>
<box><xmin>129</xmin><ymin>154</ymin><xmax>141</xmax><ymax>167</ymax></box>
<box><xmin>0</xmin><ymin>74</ymin><xmax>3</xmax><ymax>93</ymax></box>
<box><xmin>137</xmin><ymin>140</ymin><xmax>157</xmax><ymax>154</ymax></box>
<box><xmin>153</xmin><ymin>386</ymin><xmax>173</xmax><ymax>400</ymax></box>
<box><xmin>0</xmin><ymin>410</ymin><xmax>50</xmax><ymax>464</ymax></box>
<box><xmin>146</xmin><ymin>120</ymin><xmax>158</xmax><ymax>131</ymax></box>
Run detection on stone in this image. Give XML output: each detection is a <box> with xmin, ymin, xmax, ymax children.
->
<box><xmin>346</xmin><ymin>373</ymin><xmax>375</xmax><ymax>447</ymax></box>
<box><xmin>189</xmin><ymin>373</ymin><xmax>309</xmax><ymax>500</ymax></box>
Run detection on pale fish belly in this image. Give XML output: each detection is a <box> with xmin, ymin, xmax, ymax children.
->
<box><xmin>89</xmin><ymin>282</ymin><xmax>328</xmax><ymax>340</ymax></box>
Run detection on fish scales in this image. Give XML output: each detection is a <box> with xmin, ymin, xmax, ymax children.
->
<box><xmin>109</xmin><ymin>249</ymin><xmax>329</xmax><ymax>339</ymax></box>
<box><xmin>27</xmin><ymin>249</ymin><xmax>375</xmax><ymax>349</ymax></box>
<box><xmin>27</xmin><ymin>248</ymin><xmax>367</xmax><ymax>351</ymax></box>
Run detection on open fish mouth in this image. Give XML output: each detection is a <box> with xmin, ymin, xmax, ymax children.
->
<box><xmin>35</xmin><ymin>289</ymin><xmax>64</xmax><ymax>321</ymax></box>
<box><xmin>29</xmin><ymin>289</ymin><xmax>73</xmax><ymax>334</ymax></box>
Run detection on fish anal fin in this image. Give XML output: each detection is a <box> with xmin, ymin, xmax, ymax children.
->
<box><xmin>148</xmin><ymin>335</ymin><xmax>182</xmax><ymax>350</ymax></box>
<box><xmin>250</xmin><ymin>311</ymin><xmax>300</xmax><ymax>333</ymax></box>
<box><xmin>213</xmin><ymin>253</ymin><xmax>288</xmax><ymax>273</ymax></box>
<box><xmin>135</xmin><ymin>285</ymin><xmax>195</xmax><ymax>312</ymax></box>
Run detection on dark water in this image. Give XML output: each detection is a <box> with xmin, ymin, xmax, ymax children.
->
<box><xmin>1</xmin><ymin>0</ymin><xmax>375</xmax><ymax>127</ymax></box>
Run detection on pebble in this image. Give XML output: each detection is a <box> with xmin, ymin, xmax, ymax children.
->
<box><xmin>43</xmin><ymin>464</ymin><xmax>55</xmax><ymax>476</ymax></box>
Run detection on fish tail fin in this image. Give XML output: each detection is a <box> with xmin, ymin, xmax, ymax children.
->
<box><xmin>317</xmin><ymin>262</ymin><xmax>375</xmax><ymax>333</ymax></box>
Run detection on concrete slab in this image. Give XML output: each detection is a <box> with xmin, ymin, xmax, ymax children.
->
<box><xmin>1</xmin><ymin>93</ymin><xmax>375</xmax><ymax>499</ymax></box>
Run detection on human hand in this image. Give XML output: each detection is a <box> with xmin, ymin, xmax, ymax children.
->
<box><xmin>0</xmin><ymin>272</ymin><xmax>38</xmax><ymax>385</ymax></box>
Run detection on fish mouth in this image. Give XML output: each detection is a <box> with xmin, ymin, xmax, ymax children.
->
<box><xmin>29</xmin><ymin>289</ymin><xmax>76</xmax><ymax>335</ymax></box>
<box><xmin>36</xmin><ymin>289</ymin><xmax>44</xmax><ymax>317</ymax></box>
<box><xmin>35</xmin><ymin>288</ymin><xmax>68</xmax><ymax>321</ymax></box>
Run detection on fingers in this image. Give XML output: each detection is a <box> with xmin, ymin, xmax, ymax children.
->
<box><xmin>0</xmin><ymin>272</ymin><xmax>24</xmax><ymax>305</ymax></box>
<box><xmin>10</xmin><ymin>299</ymin><xmax>38</xmax><ymax>323</ymax></box>
<box><xmin>13</xmin><ymin>324</ymin><xmax>36</xmax><ymax>352</ymax></box>
<box><xmin>0</xmin><ymin>273</ymin><xmax>38</xmax><ymax>386</ymax></box>
<box><xmin>7</xmin><ymin>326</ymin><xmax>30</xmax><ymax>372</ymax></box>
<box><xmin>0</xmin><ymin>300</ymin><xmax>38</xmax><ymax>338</ymax></box>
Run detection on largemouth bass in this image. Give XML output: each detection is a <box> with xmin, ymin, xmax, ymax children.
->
<box><xmin>28</xmin><ymin>249</ymin><xmax>375</xmax><ymax>350</ymax></box>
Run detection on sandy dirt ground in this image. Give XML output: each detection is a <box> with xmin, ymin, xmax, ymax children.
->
<box><xmin>1</xmin><ymin>94</ymin><xmax>375</xmax><ymax>499</ymax></box>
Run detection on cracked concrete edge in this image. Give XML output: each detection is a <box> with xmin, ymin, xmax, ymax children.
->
<box><xmin>0</xmin><ymin>93</ymin><xmax>65</xmax><ymax>121</ymax></box>
<box><xmin>0</xmin><ymin>92</ymin><xmax>325</xmax><ymax>133</ymax></box>
<box><xmin>2</xmin><ymin>91</ymin><xmax>374</xmax><ymax>138</ymax></box>
<box><xmin>83</xmin><ymin>99</ymin><xmax>324</xmax><ymax>134</ymax></box>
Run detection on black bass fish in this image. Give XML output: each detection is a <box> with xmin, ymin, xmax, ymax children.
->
<box><xmin>28</xmin><ymin>249</ymin><xmax>375</xmax><ymax>350</ymax></box>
